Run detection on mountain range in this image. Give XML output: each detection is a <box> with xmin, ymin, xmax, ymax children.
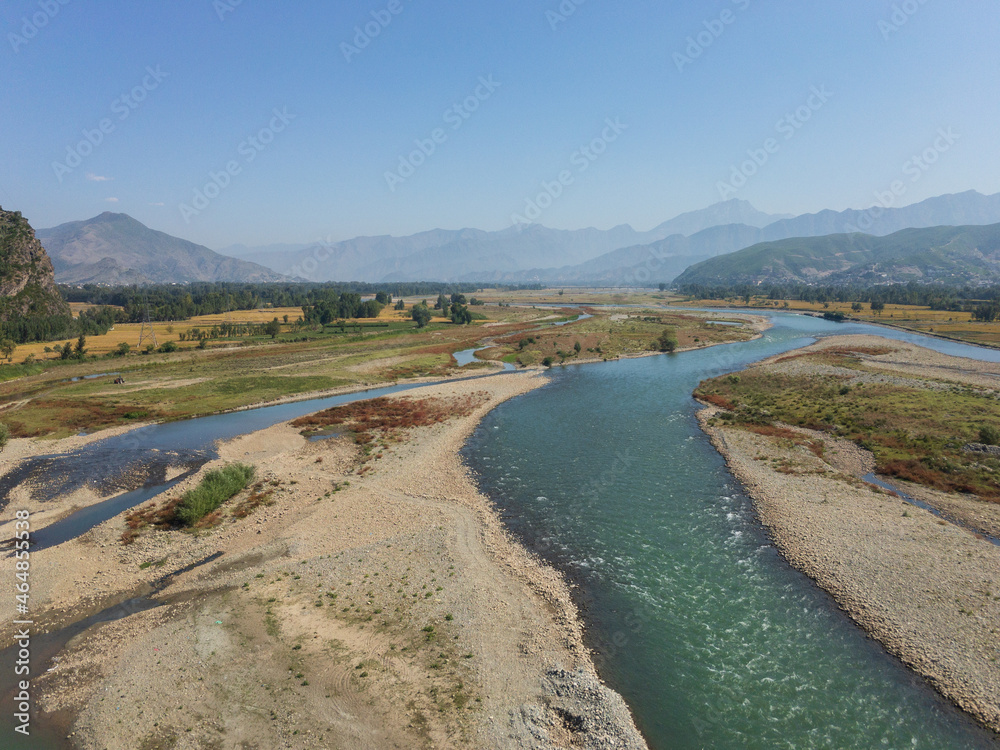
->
<box><xmin>674</xmin><ymin>223</ymin><xmax>1000</xmax><ymax>287</ymax></box>
<box><xmin>38</xmin><ymin>212</ymin><xmax>286</xmax><ymax>285</ymax></box>
<box><xmin>33</xmin><ymin>190</ymin><xmax>1000</xmax><ymax>287</ymax></box>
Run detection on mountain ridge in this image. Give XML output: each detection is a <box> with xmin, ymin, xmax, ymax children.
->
<box><xmin>38</xmin><ymin>212</ymin><xmax>288</xmax><ymax>285</ymax></box>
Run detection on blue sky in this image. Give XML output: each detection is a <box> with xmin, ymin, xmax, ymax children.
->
<box><xmin>1</xmin><ymin>0</ymin><xmax>998</xmax><ymax>249</ymax></box>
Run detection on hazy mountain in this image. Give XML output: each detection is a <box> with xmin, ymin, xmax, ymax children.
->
<box><xmin>482</xmin><ymin>224</ymin><xmax>766</xmax><ymax>285</ymax></box>
<box><xmin>219</xmin><ymin>192</ymin><xmax>1000</xmax><ymax>284</ymax></box>
<box><xmin>645</xmin><ymin>199</ymin><xmax>791</xmax><ymax>239</ymax></box>
<box><xmin>759</xmin><ymin>190</ymin><xmax>1000</xmax><ymax>241</ymax></box>
<box><xmin>38</xmin><ymin>213</ymin><xmax>287</xmax><ymax>285</ymax></box>
<box><xmin>674</xmin><ymin>223</ymin><xmax>1000</xmax><ymax>287</ymax></box>
<box><xmin>217</xmin><ymin>201</ymin><xmax>792</xmax><ymax>283</ymax></box>
<box><xmin>511</xmin><ymin>190</ymin><xmax>1000</xmax><ymax>285</ymax></box>
<box><xmin>0</xmin><ymin>207</ymin><xmax>70</xmax><ymax>323</ymax></box>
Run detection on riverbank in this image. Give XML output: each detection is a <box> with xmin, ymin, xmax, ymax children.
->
<box><xmin>698</xmin><ymin>335</ymin><xmax>1000</xmax><ymax>734</ymax></box>
<box><xmin>4</xmin><ymin>371</ymin><xmax>648</xmax><ymax>749</ymax></box>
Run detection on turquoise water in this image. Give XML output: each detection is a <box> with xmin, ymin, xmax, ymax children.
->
<box><xmin>464</xmin><ymin>314</ymin><xmax>1000</xmax><ymax>749</ymax></box>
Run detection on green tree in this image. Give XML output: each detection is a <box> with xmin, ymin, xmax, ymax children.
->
<box><xmin>264</xmin><ymin>317</ymin><xmax>282</xmax><ymax>339</ymax></box>
<box><xmin>74</xmin><ymin>335</ymin><xmax>87</xmax><ymax>358</ymax></box>
<box><xmin>114</xmin><ymin>342</ymin><xmax>131</xmax><ymax>357</ymax></box>
<box><xmin>375</xmin><ymin>291</ymin><xmax>390</xmax><ymax>305</ymax></box>
<box><xmin>411</xmin><ymin>304</ymin><xmax>432</xmax><ymax>328</ymax></box>
<box><xmin>870</xmin><ymin>300</ymin><xmax>885</xmax><ymax>315</ymax></box>
<box><xmin>60</xmin><ymin>341</ymin><xmax>73</xmax><ymax>360</ymax></box>
<box><xmin>851</xmin><ymin>302</ymin><xmax>863</xmax><ymax>312</ymax></box>
<box><xmin>0</xmin><ymin>339</ymin><xmax>15</xmax><ymax>362</ymax></box>
<box><xmin>450</xmin><ymin>293</ymin><xmax>467</xmax><ymax>306</ymax></box>
<box><xmin>394</xmin><ymin>298</ymin><xmax>405</xmax><ymax>311</ymax></box>
<box><xmin>573</xmin><ymin>341</ymin><xmax>581</xmax><ymax>354</ymax></box>
<box><xmin>656</xmin><ymin>327</ymin><xmax>678</xmax><ymax>353</ymax></box>
<box><xmin>450</xmin><ymin>303</ymin><xmax>473</xmax><ymax>325</ymax></box>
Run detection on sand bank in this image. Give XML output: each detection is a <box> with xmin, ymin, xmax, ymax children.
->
<box><xmin>699</xmin><ymin>335</ymin><xmax>1000</xmax><ymax>733</ymax></box>
<box><xmin>2</xmin><ymin>371</ymin><xmax>647</xmax><ymax>749</ymax></box>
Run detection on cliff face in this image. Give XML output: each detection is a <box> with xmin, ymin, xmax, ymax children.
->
<box><xmin>0</xmin><ymin>207</ymin><xmax>71</xmax><ymax>320</ymax></box>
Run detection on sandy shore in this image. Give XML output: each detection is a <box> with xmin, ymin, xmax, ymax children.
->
<box><xmin>2</xmin><ymin>371</ymin><xmax>647</xmax><ymax>749</ymax></box>
<box><xmin>699</xmin><ymin>335</ymin><xmax>1000</xmax><ymax>734</ymax></box>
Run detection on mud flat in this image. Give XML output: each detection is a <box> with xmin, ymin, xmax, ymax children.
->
<box><xmin>1</xmin><ymin>371</ymin><xmax>647</xmax><ymax>749</ymax></box>
<box><xmin>699</xmin><ymin>335</ymin><xmax>1000</xmax><ymax>734</ymax></box>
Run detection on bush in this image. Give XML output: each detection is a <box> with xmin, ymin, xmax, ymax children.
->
<box><xmin>176</xmin><ymin>464</ymin><xmax>256</xmax><ymax>526</ymax></box>
<box><xmin>657</xmin><ymin>327</ymin><xmax>678</xmax><ymax>353</ymax></box>
<box><xmin>159</xmin><ymin>341</ymin><xmax>178</xmax><ymax>353</ymax></box>
<box><xmin>542</xmin><ymin>356</ymin><xmax>554</xmax><ymax>367</ymax></box>
<box><xmin>979</xmin><ymin>425</ymin><xmax>1000</xmax><ymax>446</ymax></box>
<box><xmin>115</xmin><ymin>342</ymin><xmax>131</xmax><ymax>357</ymax></box>
<box><xmin>0</xmin><ymin>423</ymin><xmax>9</xmax><ymax>452</ymax></box>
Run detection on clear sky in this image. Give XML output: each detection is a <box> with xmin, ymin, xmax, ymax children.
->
<box><xmin>2</xmin><ymin>0</ymin><xmax>998</xmax><ymax>249</ymax></box>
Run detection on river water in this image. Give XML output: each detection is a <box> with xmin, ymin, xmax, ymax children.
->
<box><xmin>6</xmin><ymin>312</ymin><xmax>1000</xmax><ymax>747</ymax></box>
<box><xmin>463</xmin><ymin>313</ymin><xmax>1000</xmax><ymax>749</ymax></box>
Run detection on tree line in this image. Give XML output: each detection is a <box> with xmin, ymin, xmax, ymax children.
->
<box><xmin>674</xmin><ymin>281</ymin><xmax>1000</xmax><ymax>314</ymax></box>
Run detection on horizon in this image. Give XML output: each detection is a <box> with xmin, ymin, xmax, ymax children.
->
<box><xmin>3</xmin><ymin>2</ymin><xmax>999</xmax><ymax>249</ymax></box>
<box><xmin>22</xmin><ymin>188</ymin><xmax>1000</xmax><ymax>255</ymax></box>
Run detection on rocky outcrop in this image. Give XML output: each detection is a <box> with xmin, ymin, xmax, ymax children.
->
<box><xmin>0</xmin><ymin>207</ymin><xmax>70</xmax><ymax>321</ymax></box>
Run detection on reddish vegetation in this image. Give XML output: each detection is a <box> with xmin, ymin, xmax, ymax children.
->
<box><xmin>744</xmin><ymin>424</ymin><xmax>801</xmax><ymax>440</ymax></box>
<box><xmin>7</xmin><ymin>399</ymin><xmax>165</xmax><ymax>437</ymax></box>
<box><xmin>698</xmin><ymin>393</ymin><xmax>735</xmax><ymax>410</ymax></box>
<box><xmin>291</xmin><ymin>394</ymin><xmax>487</xmax><ymax>444</ymax></box>
<box><xmin>881</xmin><ymin>459</ymin><xmax>992</xmax><ymax>499</ymax></box>
<box><xmin>824</xmin><ymin>345</ymin><xmax>896</xmax><ymax>357</ymax></box>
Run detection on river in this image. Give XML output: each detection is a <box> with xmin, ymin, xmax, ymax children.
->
<box><xmin>5</xmin><ymin>311</ymin><xmax>1000</xmax><ymax>747</ymax></box>
<box><xmin>463</xmin><ymin>312</ymin><xmax>1000</xmax><ymax>749</ymax></box>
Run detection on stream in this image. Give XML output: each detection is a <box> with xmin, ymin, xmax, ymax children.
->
<box><xmin>3</xmin><ymin>311</ymin><xmax>1000</xmax><ymax>747</ymax></box>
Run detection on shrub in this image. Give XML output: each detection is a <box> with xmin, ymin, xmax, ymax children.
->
<box><xmin>979</xmin><ymin>425</ymin><xmax>1000</xmax><ymax>446</ymax></box>
<box><xmin>159</xmin><ymin>341</ymin><xmax>178</xmax><ymax>353</ymax></box>
<box><xmin>0</xmin><ymin>423</ymin><xmax>9</xmax><ymax>452</ymax></box>
<box><xmin>542</xmin><ymin>356</ymin><xmax>554</xmax><ymax>367</ymax></box>
<box><xmin>175</xmin><ymin>463</ymin><xmax>256</xmax><ymax>526</ymax></box>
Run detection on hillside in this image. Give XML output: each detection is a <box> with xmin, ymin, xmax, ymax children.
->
<box><xmin>520</xmin><ymin>191</ymin><xmax>1000</xmax><ymax>286</ymax></box>
<box><xmin>0</xmin><ymin>208</ymin><xmax>72</xmax><ymax>341</ymax></box>
<box><xmin>674</xmin><ymin>223</ymin><xmax>1000</xmax><ymax>286</ymax></box>
<box><xmin>38</xmin><ymin>213</ymin><xmax>287</xmax><ymax>285</ymax></box>
<box><xmin>219</xmin><ymin>200</ymin><xmax>793</xmax><ymax>282</ymax></box>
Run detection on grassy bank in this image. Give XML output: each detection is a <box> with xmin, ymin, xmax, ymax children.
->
<box><xmin>696</xmin><ymin>343</ymin><xmax>1000</xmax><ymax>500</ymax></box>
